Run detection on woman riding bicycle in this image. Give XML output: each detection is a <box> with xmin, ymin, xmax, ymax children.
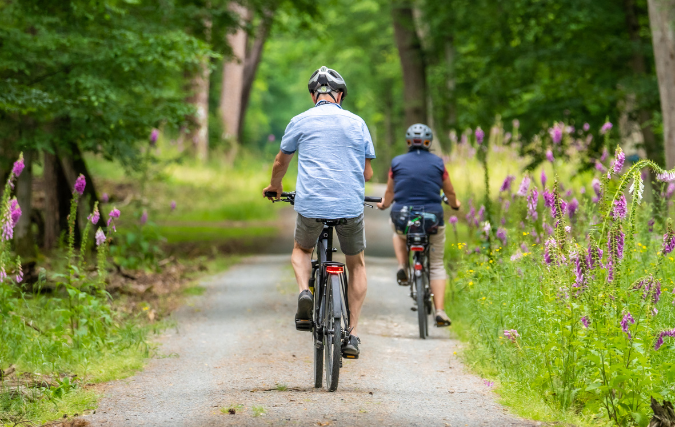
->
<box><xmin>377</xmin><ymin>123</ymin><xmax>461</xmax><ymax>327</ymax></box>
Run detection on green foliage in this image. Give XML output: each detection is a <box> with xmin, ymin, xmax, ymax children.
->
<box><xmin>0</xmin><ymin>0</ymin><xmax>215</xmax><ymax>164</ymax></box>
<box><xmin>446</xmin><ymin>121</ymin><xmax>675</xmax><ymax>426</ymax></box>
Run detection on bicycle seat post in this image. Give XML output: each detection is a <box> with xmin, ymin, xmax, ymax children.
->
<box><xmin>321</xmin><ymin>224</ymin><xmax>334</xmax><ymax>263</ymax></box>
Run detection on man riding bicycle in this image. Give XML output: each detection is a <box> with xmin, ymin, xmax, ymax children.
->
<box><xmin>377</xmin><ymin>123</ymin><xmax>460</xmax><ymax>327</ymax></box>
<box><xmin>263</xmin><ymin>66</ymin><xmax>375</xmax><ymax>358</ymax></box>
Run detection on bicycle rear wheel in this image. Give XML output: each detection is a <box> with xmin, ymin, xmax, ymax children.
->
<box><xmin>415</xmin><ymin>273</ymin><xmax>428</xmax><ymax>339</ymax></box>
<box><xmin>324</xmin><ymin>274</ymin><xmax>342</xmax><ymax>392</ymax></box>
<box><xmin>313</xmin><ymin>270</ymin><xmax>323</xmax><ymax>388</ymax></box>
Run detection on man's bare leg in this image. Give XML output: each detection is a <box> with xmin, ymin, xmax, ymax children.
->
<box><xmin>345</xmin><ymin>251</ymin><xmax>367</xmax><ymax>336</ymax></box>
<box><xmin>291</xmin><ymin>241</ymin><xmax>312</xmax><ymax>292</ymax></box>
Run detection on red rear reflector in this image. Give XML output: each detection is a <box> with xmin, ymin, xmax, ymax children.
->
<box><xmin>414</xmin><ymin>263</ymin><xmax>423</xmax><ymax>271</ymax></box>
<box><xmin>326</xmin><ymin>266</ymin><xmax>344</xmax><ymax>274</ymax></box>
<box><xmin>411</xmin><ymin>245</ymin><xmax>425</xmax><ymax>252</ymax></box>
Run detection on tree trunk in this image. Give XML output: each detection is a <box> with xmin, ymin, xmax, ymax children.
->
<box><xmin>648</xmin><ymin>0</ymin><xmax>675</xmax><ymax>169</ymax></box>
<box><xmin>220</xmin><ymin>4</ymin><xmax>250</xmax><ymax>145</ymax></box>
<box><xmin>238</xmin><ymin>7</ymin><xmax>276</xmax><ymax>142</ymax></box>
<box><xmin>625</xmin><ymin>0</ymin><xmax>662</xmax><ymax>165</ymax></box>
<box><xmin>43</xmin><ymin>151</ymin><xmax>63</xmax><ymax>250</ymax></box>
<box><xmin>15</xmin><ymin>150</ymin><xmax>34</xmax><ymax>258</ymax></box>
<box><xmin>392</xmin><ymin>3</ymin><xmax>427</xmax><ymax>127</ymax></box>
<box><xmin>186</xmin><ymin>56</ymin><xmax>211</xmax><ymax>162</ymax></box>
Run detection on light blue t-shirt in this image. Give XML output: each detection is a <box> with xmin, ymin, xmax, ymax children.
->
<box><xmin>280</xmin><ymin>102</ymin><xmax>376</xmax><ymax>219</ymax></box>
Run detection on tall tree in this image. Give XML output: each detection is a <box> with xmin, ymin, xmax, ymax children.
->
<box><xmin>392</xmin><ymin>3</ymin><xmax>427</xmax><ymax>126</ymax></box>
<box><xmin>220</xmin><ymin>3</ymin><xmax>250</xmax><ymax>151</ymax></box>
<box><xmin>648</xmin><ymin>0</ymin><xmax>675</xmax><ymax>169</ymax></box>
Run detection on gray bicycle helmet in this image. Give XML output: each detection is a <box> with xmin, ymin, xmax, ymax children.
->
<box><xmin>406</xmin><ymin>123</ymin><xmax>433</xmax><ymax>150</ymax></box>
<box><xmin>308</xmin><ymin>66</ymin><xmax>348</xmax><ymax>102</ymax></box>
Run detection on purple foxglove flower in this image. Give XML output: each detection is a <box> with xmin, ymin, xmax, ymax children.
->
<box><xmin>88</xmin><ymin>207</ymin><xmax>100</xmax><ymax>225</ymax></box>
<box><xmin>567</xmin><ymin>125</ymin><xmax>575</xmax><ymax>134</ymax></box>
<box><xmin>621</xmin><ymin>312</ymin><xmax>635</xmax><ymax>339</ymax></box>
<box><xmin>667</xmin><ymin>183</ymin><xmax>675</xmax><ymax>199</ymax></box>
<box><xmin>477</xmin><ymin>205</ymin><xmax>485</xmax><ymax>222</ymax></box>
<box><xmin>0</xmin><ymin>267</ymin><xmax>6</xmax><ymax>283</ymax></box>
<box><xmin>95</xmin><ymin>228</ymin><xmax>106</xmax><ymax>246</ymax></box>
<box><xmin>587</xmin><ymin>243</ymin><xmax>603</xmax><ymax>270</ymax></box>
<box><xmin>567</xmin><ymin>198</ymin><xmax>579</xmax><ymax>218</ymax></box>
<box><xmin>466</xmin><ymin>206</ymin><xmax>475</xmax><ymax>224</ymax></box>
<box><xmin>496</xmin><ymin>227</ymin><xmax>507</xmax><ymax>245</ymax></box>
<box><xmin>504</xmin><ymin>200</ymin><xmax>511</xmax><ymax>211</ymax></box>
<box><xmin>501</xmin><ymin>217</ymin><xmax>506</xmax><ymax>225</ymax></box>
<box><xmin>612</xmin><ymin>195</ymin><xmax>627</xmax><ymax>220</ymax></box>
<box><xmin>540</xmin><ymin>170</ymin><xmax>547</xmax><ymax>188</ymax></box>
<box><xmin>482</xmin><ymin>221</ymin><xmax>491</xmax><ymax>237</ymax></box>
<box><xmin>550</xmin><ymin>127</ymin><xmax>563</xmax><ymax>144</ymax></box>
<box><xmin>581</xmin><ymin>316</ymin><xmax>589</xmax><ymax>328</ymax></box>
<box><xmin>544</xmin><ymin>238</ymin><xmax>556</xmax><ymax>264</ymax></box>
<box><xmin>15</xmin><ymin>270</ymin><xmax>23</xmax><ymax>284</ymax></box>
<box><xmin>526</xmin><ymin>188</ymin><xmax>538</xmax><ymax>221</ymax></box>
<box><xmin>500</xmin><ymin>175</ymin><xmax>515</xmax><ymax>192</ymax></box>
<box><xmin>600</xmin><ymin>122</ymin><xmax>613</xmax><ymax>135</ymax></box>
<box><xmin>600</xmin><ymin>147</ymin><xmax>609</xmax><ymax>162</ymax></box>
<box><xmin>171</xmin><ymin>200</ymin><xmax>177</xmax><ymax>211</ymax></box>
<box><xmin>449</xmin><ymin>216</ymin><xmax>458</xmax><ymax>226</ymax></box>
<box><xmin>654</xmin><ymin>280</ymin><xmax>662</xmax><ymax>304</ymax></box>
<box><xmin>565</xmin><ymin>226</ymin><xmax>571</xmax><ymax>233</ymax></box>
<box><xmin>516</xmin><ymin>176</ymin><xmax>530</xmax><ymax>197</ymax></box>
<box><xmin>10</xmin><ymin>199</ymin><xmax>21</xmax><ymax>227</ymax></box>
<box><xmin>546</xmin><ymin>149</ymin><xmax>554</xmax><ymax>162</ymax></box>
<box><xmin>655</xmin><ymin>329</ymin><xmax>675</xmax><ymax>350</ymax></box>
<box><xmin>565</xmin><ymin>190</ymin><xmax>572</xmax><ymax>198</ymax></box>
<box><xmin>613</xmin><ymin>148</ymin><xmax>625</xmax><ymax>174</ymax></box>
<box><xmin>592</xmin><ymin>178</ymin><xmax>602</xmax><ymax>197</ymax></box>
<box><xmin>140</xmin><ymin>210</ymin><xmax>148</xmax><ymax>225</ymax></box>
<box><xmin>107</xmin><ymin>207</ymin><xmax>121</xmax><ymax>232</ymax></box>
<box><xmin>583</xmin><ymin>123</ymin><xmax>590</xmax><ymax>132</ymax></box>
<box><xmin>657</xmin><ymin>172</ymin><xmax>675</xmax><ymax>182</ymax></box>
<box><xmin>580</xmin><ymin>187</ymin><xmax>586</xmax><ymax>194</ymax></box>
<box><xmin>573</xmin><ymin>253</ymin><xmax>585</xmax><ymax>287</ymax></box>
<box><xmin>520</xmin><ymin>242</ymin><xmax>528</xmax><ymax>252</ymax></box>
<box><xmin>12</xmin><ymin>154</ymin><xmax>24</xmax><ymax>177</ymax></box>
<box><xmin>101</xmin><ymin>192</ymin><xmax>109</xmax><ymax>203</ymax></box>
<box><xmin>663</xmin><ymin>234</ymin><xmax>675</xmax><ymax>255</ymax></box>
<box><xmin>150</xmin><ymin>129</ymin><xmax>159</xmax><ymax>146</ymax></box>
<box><xmin>544</xmin><ymin>223</ymin><xmax>554</xmax><ymax>236</ymax></box>
<box><xmin>504</xmin><ymin>329</ymin><xmax>520</xmax><ymax>343</ymax></box>
<box><xmin>74</xmin><ymin>174</ymin><xmax>86</xmax><ymax>196</ymax></box>
<box><xmin>649</xmin><ymin>218</ymin><xmax>655</xmax><ymax>232</ymax></box>
<box><xmin>475</xmin><ymin>127</ymin><xmax>485</xmax><ymax>144</ymax></box>
<box><xmin>595</xmin><ymin>160</ymin><xmax>607</xmax><ymax>173</ymax></box>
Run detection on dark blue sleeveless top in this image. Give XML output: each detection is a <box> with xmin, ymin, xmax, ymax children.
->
<box><xmin>390</xmin><ymin>149</ymin><xmax>447</xmax><ymax>226</ymax></box>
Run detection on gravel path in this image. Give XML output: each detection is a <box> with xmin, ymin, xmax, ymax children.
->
<box><xmin>87</xmin><ymin>252</ymin><xmax>537</xmax><ymax>427</ymax></box>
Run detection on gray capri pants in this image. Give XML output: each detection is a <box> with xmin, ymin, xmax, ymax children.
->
<box><xmin>391</xmin><ymin>220</ymin><xmax>447</xmax><ymax>280</ymax></box>
<box><xmin>295</xmin><ymin>213</ymin><xmax>366</xmax><ymax>256</ymax></box>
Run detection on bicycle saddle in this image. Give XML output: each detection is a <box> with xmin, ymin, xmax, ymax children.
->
<box><xmin>315</xmin><ymin>218</ymin><xmax>348</xmax><ymax>226</ymax></box>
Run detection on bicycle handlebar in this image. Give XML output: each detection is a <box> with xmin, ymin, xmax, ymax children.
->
<box><xmin>264</xmin><ymin>191</ymin><xmax>382</xmax><ymax>203</ymax></box>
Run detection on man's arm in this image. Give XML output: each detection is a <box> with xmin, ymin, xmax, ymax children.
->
<box><xmin>442</xmin><ymin>176</ymin><xmax>461</xmax><ymax>210</ymax></box>
<box><xmin>364</xmin><ymin>158</ymin><xmax>373</xmax><ymax>182</ymax></box>
<box><xmin>377</xmin><ymin>175</ymin><xmax>395</xmax><ymax>210</ymax></box>
<box><xmin>263</xmin><ymin>151</ymin><xmax>294</xmax><ymax>200</ymax></box>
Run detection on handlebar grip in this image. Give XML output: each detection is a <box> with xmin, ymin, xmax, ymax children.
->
<box><xmin>364</xmin><ymin>196</ymin><xmax>382</xmax><ymax>203</ymax></box>
<box><xmin>264</xmin><ymin>191</ymin><xmax>278</xmax><ymax>198</ymax></box>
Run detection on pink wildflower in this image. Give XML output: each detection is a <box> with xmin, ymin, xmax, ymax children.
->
<box><xmin>140</xmin><ymin>210</ymin><xmax>148</xmax><ymax>225</ymax></box>
<box><xmin>95</xmin><ymin>228</ymin><xmax>106</xmax><ymax>246</ymax></box>
<box><xmin>74</xmin><ymin>174</ymin><xmax>86</xmax><ymax>196</ymax></box>
<box><xmin>516</xmin><ymin>176</ymin><xmax>530</xmax><ymax>197</ymax></box>
<box><xmin>475</xmin><ymin>127</ymin><xmax>485</xmax><ymax>144</ymax></box>
<box><xmin>500</xmin><ymin>175</ymin><xmax>515</xmax><ymax>193</ymax></box>
<box><xmin>613</xmin><ymin>147</ymin><xmax>625</xmax><ymax>174</ymax></box>
<box><xmin>171</xmin><ymin>200</ymin><xmax>177</xmax><ymax>211</ymax></box>
<box><xmin>546</xmin><ymin>150</ymin><xmax>554</xmax><ymax>162</ymax></box>
<box><xmin>600</xmin><ymin>122</ymin><xmax>613</xmax><ymax>135</ymax></box>
<box><xmin>504</xmin><ymin>329</ymin><xmax>520</xmax><ymax>343</ymax></box>
<box><xmin>12</xmin><ymin>154</ymin><xmax>25</xmax><ymax>177</ymax></box>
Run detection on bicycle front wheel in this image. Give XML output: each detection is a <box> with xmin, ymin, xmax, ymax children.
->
<box><xmin>415</xmin><ymin>273</ymin><xmax>428</xmax><ymax>339</ymax></box>
<box><xmin>324</xmin><ymin>274</ymin><xmax>342</xmax><ymax>392</ymax></box>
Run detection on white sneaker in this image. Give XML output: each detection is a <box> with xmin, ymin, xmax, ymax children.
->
<box><xmin>435</xmin><ymin>309</ymin><xmax>452</xmax><ymax>327</ymax></box>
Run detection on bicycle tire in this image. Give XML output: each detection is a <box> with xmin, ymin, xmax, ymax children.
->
<box><xmin>416</xmin><ymin>273</ymin><xmax>428</xmax><ymax>339</ymax></box>
<box><xmin>313</xmin><ymin>270</ymin><xmax>323</xmax><ymax>388</ymax></box>
<box><xmin>324</xmin><ymin>274</ymin><xmax>342</xmax><ymax>392</ymax></box>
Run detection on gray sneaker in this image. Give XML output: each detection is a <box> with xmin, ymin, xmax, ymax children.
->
<box><xmin>342</xmin><ymin>335</ymin><xmax>361</xmax><ymax>359</ymax></box>
<box><xmin>295</xmin><ymin>290</ymin><xmax>313</xmax><ymax>331</ymax></box>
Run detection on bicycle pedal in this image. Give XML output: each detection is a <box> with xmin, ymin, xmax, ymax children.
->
<box><xmin>295</xmin><ymin>319</ymin><xmax>312</xmax><ymax>331</ymax></box>
<box><xmin>410</xmin><ymin>306</ymin><xmax>418</xmax><ymax>312</ymax></box>
<box><xmin>342</xmin><ymin>354</ymin><xmax>359</xmax><ymax>360</ymax></box>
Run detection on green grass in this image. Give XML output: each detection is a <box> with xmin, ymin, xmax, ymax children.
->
<box><xmin>159</xmin><ymin>225</ymin><xmax>275</xmax><ymax>244</ymax></box>
<box><xmin>251</xmin><ymin>405</ymin><xmax>266</xmax><ymax>417</ymax></box>
<box><xmin>183</xmin><ymin>285</ymin><xmax>206</xmax><ymax>296</ymax></box>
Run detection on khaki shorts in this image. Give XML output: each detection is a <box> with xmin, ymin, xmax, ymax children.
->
<box><xmin>391</xmin><ymin>221</ymin><xmax>447</xmax><ymax>280</ymax></box>
<box><xmin>295</xmin><ymin>213</ymin><xmax>366</xmax><ymax>256</ymax></box>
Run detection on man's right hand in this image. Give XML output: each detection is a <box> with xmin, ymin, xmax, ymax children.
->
<box><xmin>451</xmin><ymin>200</ymin><xmax>461</xmax><ymax>211</ymax></box>
<box><xmin>263</xmin><ymin>184</ymin><xmax>283</xmax><ymax>200</ymax></box>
